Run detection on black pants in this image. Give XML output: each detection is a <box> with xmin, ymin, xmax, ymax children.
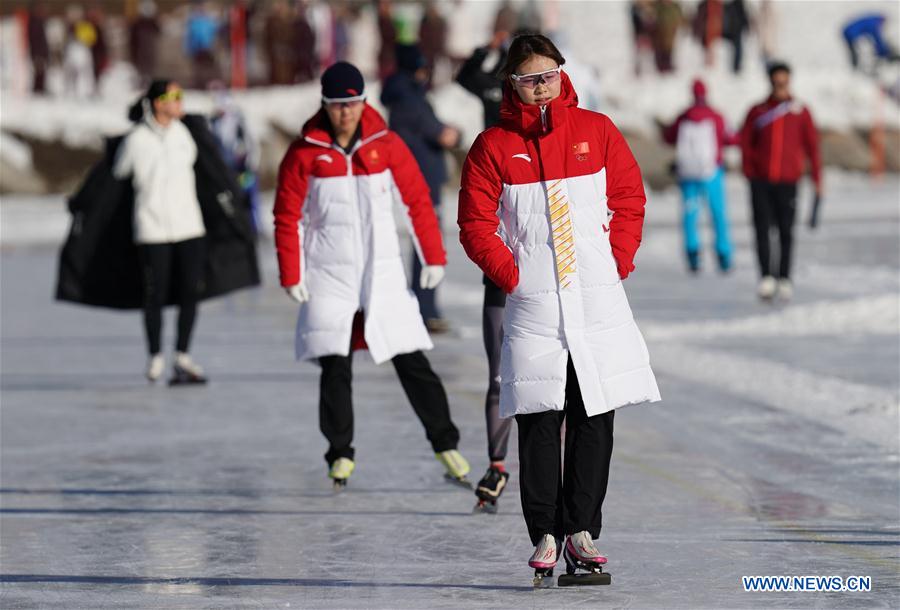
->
<box><xmin>318</xmin><ymin>350</ymin><xmax>460</xmax><ymax>465</ymax></box>
<box><xmin>516</xmin><ymin>358</ymin><xmax>615</xmax><ymax>546</ymax></box>
<box><xmin>138</xmin><ymin>237</ymin><xmax>205</xmax><ymax>355</ymax></box>
<box><xmin>750</xmin><ymin>179</ymin><xmax>798</xmax><ymax>279</ymax></box>
<box><xmin>483</xmin><ymin>279</ymin><xmax>512</xmax><ymax>462</ymax></box>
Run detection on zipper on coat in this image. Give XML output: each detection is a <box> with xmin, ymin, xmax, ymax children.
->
<box><xmin>337</xmin><ymin>141</ymin><xmax>366</xmax><ymax>305</ymax></box>
<box><xmin>540</xmin><ymin>106</ymin><xmax>548</xmax><ymax>133</ymax></box>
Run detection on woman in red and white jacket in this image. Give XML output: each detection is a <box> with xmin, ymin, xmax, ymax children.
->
<box><xmin>274</xmin><ymin>62</ymin><xmax>470</xmax><ymax>488</ymax></box>
<box><xmin>458</xmin><ymin>35</ymin><xmax>660</xmax><ymax>578</ymax></box>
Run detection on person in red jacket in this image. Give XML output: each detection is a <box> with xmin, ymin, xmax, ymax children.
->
<box><xmin>458</xmin><ymin>34</ymin><xmax>659</xmax><ymax>584</ymax></box>
<box><xmin>740</xmin><ymin>61</ymin><xmax>822</xmax><ymax>301</ymax></box>
<box><xmin>662</xmin><ymin>78</ymin><xmax>738</xmax><ymax>273</ymax></box>
<box><xmin>273</xmin><ymin>62</ymin><xmax>470</xmax><ymax>489</ymax></box>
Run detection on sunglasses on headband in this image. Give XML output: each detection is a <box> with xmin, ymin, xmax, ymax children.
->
<box><xmin>156</xmin><ymin>89</ymin><xmax>183</xmax><ymax>102</ymax></box>
<box><xmin>510</xmin><ymin>67</ymin><xmax>561</xmax><ymax>89</ymax></box>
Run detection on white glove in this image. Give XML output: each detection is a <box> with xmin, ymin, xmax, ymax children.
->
<box><xmin>285</xmin><ymin>283</ymin><xmax>309</xmax><ymax>304</ymax></box>
<box><xmin>419</xmin><ymin>265</ymin><xmax>445</xmax><ymax>290</ymax></box>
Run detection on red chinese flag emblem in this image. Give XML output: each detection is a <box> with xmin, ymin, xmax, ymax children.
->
<box><xmin>573</xmin><ymin>142</ymin><xmax>590</xmax><ymax>155</ymax></box>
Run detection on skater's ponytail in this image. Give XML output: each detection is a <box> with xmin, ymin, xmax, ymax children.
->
<box><xmin>128</xmin><ymin>79</ymin><xmax>173</xmax><ymax>123</ymax></box>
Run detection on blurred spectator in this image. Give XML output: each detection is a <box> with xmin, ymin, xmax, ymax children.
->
<box><xmin>757</xmin><ymin>0</ymin><xmax>777</xmax><ymax>66</ymax></box>
<box><xmin>418</xmin><ymin>1</ymin><xmax>447</xmax><ymax>88</ymax></box>
<box><xmin>225</xmin><ymin>0</ymin><xmax>253</xmax><ymax>88</ymax></box>
<box><xmin>210</xmin><ymin>88</ymin><xmax>260</xmax><ymax>234</ymax></box>
<box><xmin>130</xmin><ymin>0</ymin><xmax>161</xmax><ymax>87</ymax></box>
<box><xmin>64</xmin><ymin>5</ymin><xmax>96</xmax><ymax>98</ymax></box>
<box><xmin>86</xmin><ymin>4</ymin><xmax>108</xmax><ymax>85</ymax></box>
<box><xmin>494</xmin><ymin>0</ymin><xmax>517</xmax><ymax>35</ymax></box>
<box><xmin>693</xmin><ymin>0</ymin><xmax>722</xmax><ymax>67</ymax></box>
<box><xmin>652</xmin><ymin>0</ymin><xmax>683</xmax><ymax>73</ymax></box>
<box><xmin>27</xmin><ymin>2</ymin><xmax>50</xmax><ymax>94</ymax></box>
<box><xmin>376</xmin><ymin>0</ymin><xmax>396</xmax><ymax>80</ymax></box>
<box><xmin>518</xmin><ymin>0</ymin><xmax>542</xmax><ymax>32</ymax></box>
<box><xmin>308</xmin><ymin>0</ymin><xmax>335</xmax><ymax>74</ymax></box>
<box><xmin>630</xmin><ymin>0</ymin><xmax>655</xmax><ymax>77</ymax></box>
<box><xmin>380</xmin><ymin>44</ymin><xmax>460</xmax><ymax>333</ymax></box>
<box><xmin>842</xmin><ymin>13</ymin><xmax>900</xmax><ymax>71</ymax></box>
<box><xmin>740</xmin><ymin>62</ymin><xmax>821</xmax><ymax>302</ymax></box>
<box><xmin>332</xmin><ymin>2</ymin><xmax>351</xmax><ymax>63</ymax></box>
<box><xmin>295</xmin><ymin>1</ymin><xmax>317</xmax><ymax>82</ymax></box>
<box><xmin>722</xmin><ymin>0</ymin><xmax>750</xmax><ymax>73</ymax></box>
<box><xmin>661</xmin><ymin>79</ymin><xmax>737</xmax><ymax>273</ymax></box>
<box><xmin>185</xmin><ymin>1</ymin><xmax>221</xmax><ymax>88</ymax></box>
<box><xmin>455</xmin><ymin>30</ymin><xmax>508</xmax><ymax>129</ymax></box>
<box><xmin>265</xmin><ymin>0</ymin><xmax>297</xmax><ymax>85</ymax></box>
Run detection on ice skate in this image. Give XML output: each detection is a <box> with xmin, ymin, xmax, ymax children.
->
<box><xmin>435</xmin><ymin>449</ymin><xmax>471</xmax><ymax>488</ymax></box>
<box><xmin>168</xmin><ymin>353</ymin><xmax>207</xmax><ymax>386</ymax></box>
<box><xmin>328</xmin><ymin>457</ymin><xmax>355</xmax><ymax>491</ymax></box>
<box><xmin>557</xmin><ymin>531</ymin><xmax>611</xmax><ymax>587</ymax></box>
<box><xmin>757</xmin><ymin>275</ymin><xmax>777</xmax><ymax>301</ymax></box>
<box><xmin>529</xmin><ymin>534</ymin><xmax>559</xmax><ymax>588</ymax></box>
<box><xmin>473</xmin><ymin>465</ymin><xmax>509</xmax><ymax>514</ymax></box>
<box><xmin>776</xmin><ymin>278</ymin><xmax>793</xmax><ymax>302</ymax></box>
<box><xmin>146</xmin><ymin>354</ymin><xmax>165</xmax><ymax>383</ymax></box>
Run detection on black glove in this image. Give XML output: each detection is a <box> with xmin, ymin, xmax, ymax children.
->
<box><xmin>808</xmin><ymin>194</ymin><xmax>822</xmax><ymax>229</ymax></box>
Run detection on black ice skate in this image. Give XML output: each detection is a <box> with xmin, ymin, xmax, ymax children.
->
<box><xmin>168</xmin><ymin>354</ymin><xmax>207</xmax><ymax>386</ymax></box>
<box><xmin>473</xmin><ymin>465</ymin><xmax>509</xmax><ymax>514</ymax></box>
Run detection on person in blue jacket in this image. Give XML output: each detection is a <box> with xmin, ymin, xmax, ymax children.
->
<box><xmin>380</xmin><ymin>43</ymin><xmax>460</xmax><ymax>333</ymax></box>
<box><xmin>842</xmin><ymin>13</ymin><xmax>900</xmax><ymax>70</ymax></box>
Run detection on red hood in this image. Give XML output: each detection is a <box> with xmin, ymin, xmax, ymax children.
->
<box><xmin>301</xmin><ymin>103</ymin><xmax>388</xmax><ymax>144</ymax></box>
<box><xmin>499</xmin><ymin>70</ymin><xmax>579</xmax><ymax>136</ymax></box>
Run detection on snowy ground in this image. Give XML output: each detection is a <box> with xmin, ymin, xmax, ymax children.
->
<box><xmin>1</xmin><ymin>171</ymin><xmax>898</xmax><ymax>608</ymax></box>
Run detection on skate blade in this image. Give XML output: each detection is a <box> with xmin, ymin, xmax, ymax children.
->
<box><xmin>557</xmin><ymin>571</ymin><xmax>611</xmax><ymax>587</ymax></box>
<box><xmin>332</xmin><ymin>479</ymin><xmax>348</xmax><ymax>492</ymax></box>
<box><xmin>472</xmin><ymin>500</ymin><xmax>497</xmax><ymax>514</ymax></box>
<box><xmin>533</xmin><ymin>569</ymin><xmax>555</xmax><ymax>588</ymax></box>
<box><xmin>168</xmin><ymin>376</ymin><xmax>207</xmax><ymax>387</ymax></box>
<box><xmin>444</xmin><ymin>473</ymin><xmax>473</xmax><ymax>489</ymax></box>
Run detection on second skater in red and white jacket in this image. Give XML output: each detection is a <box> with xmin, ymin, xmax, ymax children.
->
<box><xmin>274</xmin><ymin>61</ymin><xmax>469</xmax><ymax>487</ymax></box>
<box><xmin>274</xmin><ymin>75</ymin><xmax>446</xmax><ymax>365</ymax></box>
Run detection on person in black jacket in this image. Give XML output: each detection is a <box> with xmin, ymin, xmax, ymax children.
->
<box><xmin>455</xmin><ymin>30</ymin><xmax>509</xmax><ymax>129</ymax></box>
<box><xmin>56</xmin><ymin>80</ymin><xmax>260</xmax><ymax>385</ymax></box>
<box><xmin>380</xmin><ymin>44</ymin><xmax>459</xmax><ymax>333</ymax></box>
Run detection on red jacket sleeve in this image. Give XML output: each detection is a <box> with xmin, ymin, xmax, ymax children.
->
<box><xmin>387</xmin><ymin>133</ymin><xmax>447</xmax><ymax>266</ymax></box>
<box><xmin>740</xmin><ymin>106</ymin><xmax>759</xmax><ymax>179</ymax></box>
<box><xmin>457</xmin><ymin>133</ymin><xmax>518</xmax><ymax>293</ymax></box>
<box><xmin>273</xmin><ymin>141</ymin><xmax>309</xmax><ymax>287</ymax></box>
<box><xmin>801</xmin><ymin>106</ymin><xmax>822</xmax><ymax>188</ymax></box>
<box><xmin>661</xmin><ymin>113</ymin><xmax>683</xmax><ymax>146</ymax></box>
<box><xmin>603</xmin><ymin>116</ymin><xmax>647</xmax><ymax>280</ymax></box>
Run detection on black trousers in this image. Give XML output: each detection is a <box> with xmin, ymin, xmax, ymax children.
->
<box><xmin>318</xmin><ymin>350</ymin><xmax>460</xmax><ymax>466</ymax></box>
<box><xmin>516</xmin><ymin>358</ymin><xmax>615</xmax><ymax>546</ymax></box>
<box><xmin>750</xmin><ymin>179</ymin><xmax>798</xmax><ymax>279</ymax></box>
<box><xmin>483</xmin><ymin>280</ymin><xmax>512</xmax><ymax>462</ymax></box>
<box><xmin>138</xmin><ymin>237</ymin><xmax>205</xmax><ymax>355</ymax></box>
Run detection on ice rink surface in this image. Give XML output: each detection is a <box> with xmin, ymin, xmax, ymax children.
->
<box><xmin>1</xmin><ymin>173</ymin><xmax>898</xmax><ymax>608</ymax></box>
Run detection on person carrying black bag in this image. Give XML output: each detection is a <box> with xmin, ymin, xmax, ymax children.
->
<box><xmin>56</xmin><ymin>79</ymin><xmax>260</xmax><ymax>384</ymax></box>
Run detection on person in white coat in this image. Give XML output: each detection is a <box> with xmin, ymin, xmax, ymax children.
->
<box><xmin>458</xmin><ymin>35</ymin><xmax>660</xmax><ymax>578</ymax></box>
<box><xmin>114</xmin><ymin>80</ymin><xmax>207</xmax><ymax>385</ymax></box>
<box><xmin>273</xmin><ymin>62</ymin><xmax>470</xmax><ymax>488</ymax></box>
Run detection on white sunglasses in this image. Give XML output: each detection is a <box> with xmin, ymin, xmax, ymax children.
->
<box><xmin>510</xmin><ymin>67</ymin><xmax>561</xmax><ymax>88</ymax></box>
